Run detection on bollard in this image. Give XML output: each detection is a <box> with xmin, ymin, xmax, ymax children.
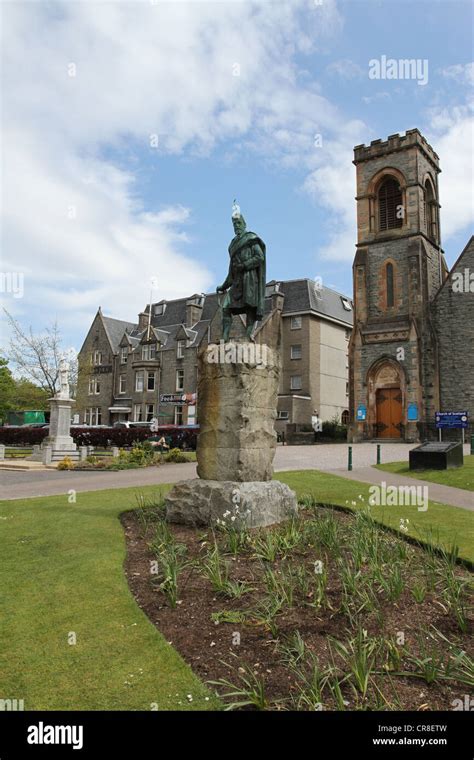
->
<box><xmin>348</xmin><ymin>446</ymin><xmax>352</xmax><ymax>471</ymax></box>
<box><xmin>377</xmin><ymin>444</ymin><xmax>381</xmax><ymax>465</ymax></box>
<box><xmin>0</xmin><ymin>444</ymin><xmax>4</xmax><ymax>461</ymax></box>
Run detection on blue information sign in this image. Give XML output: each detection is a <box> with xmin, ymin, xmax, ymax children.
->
<box><xmin>356</xmin><ymin>404</ymin><xmax>367</xmax><ymax>421</ymax></box>
<box><xmin>435</xmin><ymin>412</ymin><xmax>469</xmax><ymax>429</ymax></box>
<box><xmin>407</xmin><ymin>403</ymin><xmax>418</xmax><ymax>421</ymax></box>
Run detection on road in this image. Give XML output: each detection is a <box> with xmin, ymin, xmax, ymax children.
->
<box><xmin>1</xmin><ymin>443</ymin><xmax>472</xmax><ymax>509</ymax></box>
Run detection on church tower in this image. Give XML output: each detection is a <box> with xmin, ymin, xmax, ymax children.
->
<box><xmin>349</xmin><ymin>129</ymin><xmax>445</xmax><ymax>442</ymax></box>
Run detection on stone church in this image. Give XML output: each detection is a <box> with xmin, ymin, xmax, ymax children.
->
<box><xmin>349</xmin><ymin>129</ymin><xmax>474</xmax><ymax>442</ymax></box>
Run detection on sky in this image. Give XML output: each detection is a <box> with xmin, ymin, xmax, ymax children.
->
<box><xmin>1</xmin><ymin>0</ymin><xmax>473</xmax><ymax>359</ymax></box>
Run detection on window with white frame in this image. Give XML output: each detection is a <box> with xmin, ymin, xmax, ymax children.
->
<box><xmin>146</xmin><ymin>404</ymin><xmax>155</xmax><ymax>422</ymax></box>
<box><xmin>290</xmin><ymin>375</ymin><xmax>302</xmax><ymax>390</ymax></box>
<box><xmin>147</xmin><ymin>371</ymin><xmax>155</xmax><ymax>391</ymax></box>
<box><xmin>277</xmin><ymin>410</ymin><xmax>289</xmax><ymax>420</ymax></box>
<box><xmin>174</xmin><ymin>406</ymin><xmax>183</xmax><ymax>425</ymax></box>
<box><xmin>135</xmin><ymin>371</ymin><xmax>144</xmax><ymax>392</ymax></box>
<box><xmin>88</xmin><ymin>378</ymin><xmax>94</xmax><ymax>395</ymax></box>
<box><xmin>134</xmin><ymin>404</ymin><xmax>143</xmax><ymax>422</ymax></box>
<box><xmin>290</xmin><ymin>316</ymin><xmax>302</xmax><ymax>330</ymax></box>
<box><xmin>94</xmin><ymin>378</ymin><xmax>101</xmax><ymax>394</ymax></box>
<box><xmin>92</xmin><ymin>350</ymin><xmax>102</xmax><ymax>366</ymax></box>
<box><xmin>119</xmin><ymin>375</ymin><xmax>126</xmax><ymax>394</ymax></box>
<box><xmin>120</xmin><ymin>346</ymin><xmax>128</xmax><ymax>364</ymax></box>
<box><xmin>290</xmin><ymin>344</ymin><xmax>302</xmax><ymax>360</ymax></box>
<box><xmin>84</xmin><ymin>407</ymin><xmax>102</xmax><ymax>425</ymax></box>
<box><xmin>176</xmin><ymin>369</ymin><xmax>184</xmax><ymax>391</ymax></box>
<box><xmin>177</xmin><ymin>340</ymin><xmax>185</xmax><ymax>359</ymax></box>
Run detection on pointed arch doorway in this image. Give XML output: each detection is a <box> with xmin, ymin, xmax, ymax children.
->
<box><xmin>367</xmin><ymin>359</ymin><xmax>405</xmax><ymax>439</ymax></box>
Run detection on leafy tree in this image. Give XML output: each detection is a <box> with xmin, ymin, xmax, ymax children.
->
<box><xmin>0</xmin><ymin>356</ymin><xmax>16</xmax><ymax>423</ymax></box>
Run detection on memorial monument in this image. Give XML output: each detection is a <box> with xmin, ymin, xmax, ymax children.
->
<box><xmin>41</xmin><ymin>358</ymin><xmax>79</xmax><ymax>464</ymax></box>
<box><xmin>165</xmin><ymin>204</ymin><xmax>297</xmax><ymax>527</ymax></box>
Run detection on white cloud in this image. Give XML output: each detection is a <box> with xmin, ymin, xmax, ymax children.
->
<box><xmin>440</xmin><ymin>62</ymin><xmax>474</xmax><ymax>86</ymax></box>
<box><xmin>2</xmin><ymin>0</ymin><xmax>349</xmax><ymax>343</ymax></box>
<box><xmin>427</xmin><ymin>105</ymin><xmax>474</xmax><ymax>239</ymax></box>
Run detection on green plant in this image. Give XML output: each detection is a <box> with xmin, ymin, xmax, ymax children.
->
<box><xmin>57</xmin><ymin>456</ymin><xmax>74</xmax><ymax>470</ymax></box>
<box><xmin>211</xmin><ymin>610</ymin><xmax>247</xmax><ymax>625</ymax></box>
<box><xmin>278</xmin><ymin>630</ymin><xmax>306</xmax><ymax>666</ymax></box>
<box><xmin>329</xmin><ymin>627</ymin><xmax>379</xmax><ymax>699</ymax></box>
<box><xmin>251</xmin><ymin>530</ymin><xmax>280</xmax><ymax>563</ymax></box>
<box><xmin>152</xmin><ymin>540</ymin><xmax>189</xmax><ymax>608</ymax></box>
<box><xmin>215</xmin><ymin>505</ymin><xmax>250</xmax><ymax>555</ymax></box>
<box><xmin>411</xmin><ymin>580</ymin><xmax>427</xmax><ymax>604</ymax></box>
<box><xmin>201</xmin><ymin>541</ymin><xmax>230</xmax><ymax>593</ymax></box>
<box><xmin>209</xmin><ymin>661</ymin><xmax>269</xmax><ymax>710</ymax></box>
<box><xmin>164</xmin><ymin>447</ymin><xmax>190</xmax><ymax>463</ymax></box>
<box><xmin>441</xmin><ymin>569</ymin><xmax>471</xmax><ymax>633</ymax></box>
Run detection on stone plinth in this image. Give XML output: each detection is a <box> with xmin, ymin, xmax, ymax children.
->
<box><xmin>165</xmin><ymin>341</ymin><xmax>298</xmax><ymax>527</ymax></box>
<box><xmin>196</xmin><ymin>342</ymin><xmax>279</xmax><ymax>481</ymax></box>
<box><xmin>42</xmin><ymin>397</ymin><xmax>79</xmax><ymax>463</ymax></box>
<box><xmin>166</xmin><ymin>479</ymin><xmax>297</xmax><ymax>528</ymax></box>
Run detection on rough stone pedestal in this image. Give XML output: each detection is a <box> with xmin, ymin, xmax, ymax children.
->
<box><xmin>166</xmin><ymin>479</ymin><xmax>297</xmax><ymax>528</ymax></box>
<box><xmin>165</xmin><ymin>341</ymin><xmax>298</xmax><ymax>527</ymax></box>
<box><xmin>196</xmin><ymin>342</ymin><xmax>279</xmax><ymax>481</ymax></box>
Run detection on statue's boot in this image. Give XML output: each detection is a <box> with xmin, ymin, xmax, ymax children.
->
<box><xmin>246</xmin><ymin>317</ymin><xmax>256</xmax><ymax>342</ymax></box>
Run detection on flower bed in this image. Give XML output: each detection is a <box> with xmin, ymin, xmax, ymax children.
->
<box><xmin>123</xmin><ymin>496</ymin><xmax>473</xmax><ymax>711</ymax></box>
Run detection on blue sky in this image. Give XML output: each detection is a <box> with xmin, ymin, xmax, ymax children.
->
<box><xmin>1</xmin><ymin>0</ymin><xmax>473</xmax><ymax>357</ymax></box>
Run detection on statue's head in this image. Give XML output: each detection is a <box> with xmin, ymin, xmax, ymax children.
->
<box><xmin>231</xmin><ymin>199</ymin><xmax>246</xmax><ymax>236</ymax></box>
<box><xmin>232</xmin><ymin>213</ymin><xmax>246</xmax><ymax>236</ymax></box>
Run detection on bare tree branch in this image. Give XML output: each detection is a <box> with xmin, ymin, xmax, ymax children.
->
<box><xmin>2</xmin><ymin>309</ymin><xmax>78</xmax><ymax>396</ymax></box>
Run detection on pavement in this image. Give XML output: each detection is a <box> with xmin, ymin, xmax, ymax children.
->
<box><xmin>0</xmin><ymin>443</ymin><xmax>472</xmax><ymax>510</ymax></box>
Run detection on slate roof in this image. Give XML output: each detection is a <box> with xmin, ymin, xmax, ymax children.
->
<box><xmin>267</xmin><ymin>279</ymin><xmax>353</xmax><ymax>326</ymax></box>
<box><xmin>100</xmin><ymin>280</ymin><xmax>353</xmax><ymax>353</ymax></box>
<box><xmin>102</xmin><ymin>316</ymin><xmax>136</xmax><ymax>352</ymax></box>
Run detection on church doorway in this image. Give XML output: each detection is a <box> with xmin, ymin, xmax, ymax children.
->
<box><xmin>376</xmin><ymin>387</ymin><xmax>402</xmax><ymax>438</ymax></box>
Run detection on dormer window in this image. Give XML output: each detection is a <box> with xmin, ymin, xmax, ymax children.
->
<box><xmin>378</xmin><ymin>178</ymin><xmax>403</xmax><ymax>231</ymax></box>
<box><xmin>177</xmin><ymin>340</ymin><xmax>185</xmax><ymax>359</ymax></box>
<box><xmin>142</xmin><ymin>344</ymin><xmax>156</xmax><ymax>361</ymax></box>
<box><xmin>341</xmin><ymin>297</ymin><xmax>352</xmax><ymax>311</ymax></box>
<box><xmin>120</xmin><ymin>347</ymin><xmax>128</xmax><ymax>364</ymax></box>
<box><xmin>154</xmin><ymin>301</ymin><xmax>166</xmax><ymax>316</ymax></box>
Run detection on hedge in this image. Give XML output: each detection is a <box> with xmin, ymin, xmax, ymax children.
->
<box><xmin>0</xmin><ymin>426</ymin><xmax>199</xmax><ymax>450</ymax></box>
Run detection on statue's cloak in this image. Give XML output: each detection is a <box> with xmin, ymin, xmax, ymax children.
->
<box><xmin>224</xmin><ymin>231</ymin><xmax>266</xmax><ymax>320</ymax></box>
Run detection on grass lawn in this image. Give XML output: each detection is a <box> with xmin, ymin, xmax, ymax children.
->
<box><xmin>375</xmin><ymin>455</ymin><xmax>474</xmax><ymax>492</ymax></box>
<box><xmin>0</xmin><ymin>468</ymin><xmax>472</xmax><ymax>710</ymax></box>
<box><xmin>0</xmin><ymin>485</ymin><xmax>218</xmax><ymax>711</ymax></box>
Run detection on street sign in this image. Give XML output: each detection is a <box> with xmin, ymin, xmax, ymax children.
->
<box><xmin>160</xmin><ymin>393</ymin><xmax>197</xmax><ymax>405</ymax></box>
<box><xmin>435</xmin><ymin>411</ymin><xmax>469</xmax><ymax>429</ymax></box>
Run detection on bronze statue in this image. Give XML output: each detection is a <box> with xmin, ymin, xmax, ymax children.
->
<box><xmin>216</xmin><ymin>203</ymin><xmax>266</xmax><ymax>341</ymax></box>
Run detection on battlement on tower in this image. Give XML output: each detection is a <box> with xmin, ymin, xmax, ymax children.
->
<box><xmin>353</xmin><ymin>129</ymin><xmax>440</xmax><ymax>169</ymax></box>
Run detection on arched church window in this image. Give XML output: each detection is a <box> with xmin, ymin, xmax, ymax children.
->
<box><xmin>386</xmin><ymin>262</ymin><xmax>394</xmax><ymax>307</ymax></box>
<box><xmin>424</xmin><ymin>180</ymin><xmax>438</xmax><ymax>242</ymax></box>
<box><xmin>378</xmin><ymin>178</ymin><xmax>403</xmax><ymax>231</ymax></box>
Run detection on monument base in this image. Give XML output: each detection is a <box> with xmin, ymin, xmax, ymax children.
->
<box><xmin>165</xmin><ymin>478</ymin><xmax>298</xmax><ymax>528</ymax></box>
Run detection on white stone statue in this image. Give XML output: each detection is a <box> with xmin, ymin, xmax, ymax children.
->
<box><xmin>57</xmin><ymin>358</ymin><xmax>70</xmax><ymax>399</ymax></box>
